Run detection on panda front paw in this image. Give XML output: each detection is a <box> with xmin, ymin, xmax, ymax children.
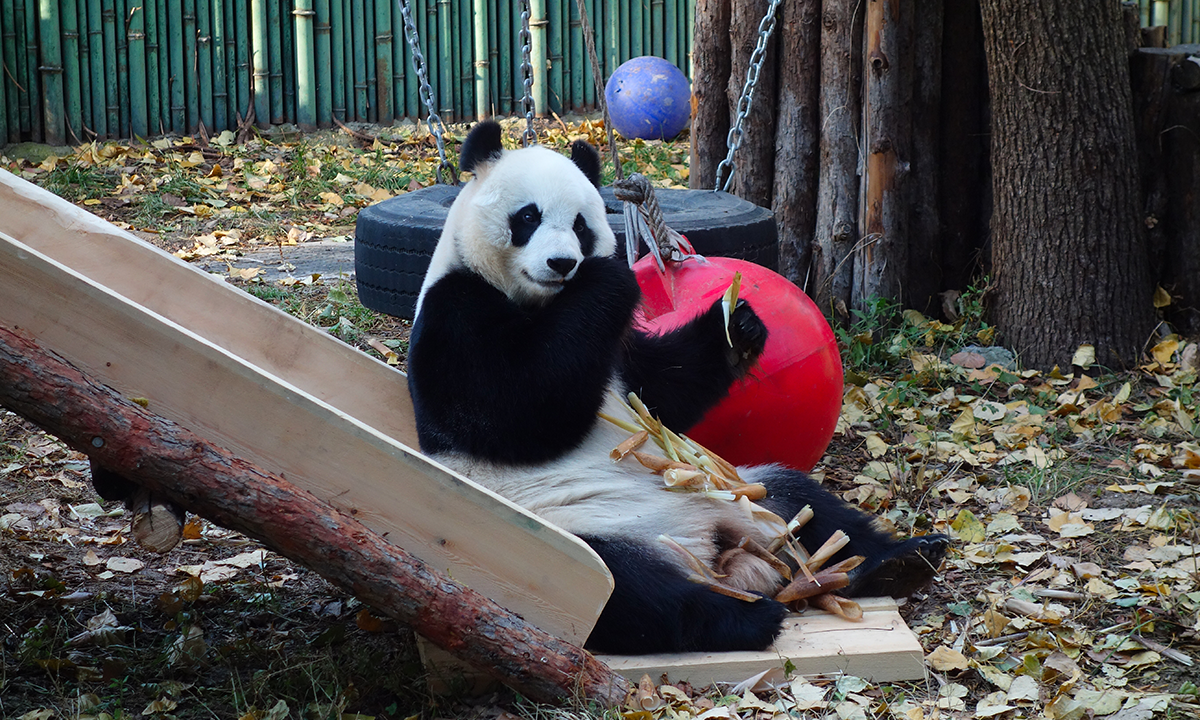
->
<box><xmin>726</xmin><ymin>299</ymin><xmax>769</xmax><ymax>374</ymax></box>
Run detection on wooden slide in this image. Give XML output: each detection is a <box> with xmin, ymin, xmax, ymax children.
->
<box><xmin>0</xmin><ymin>169</ymin><xmax>926</xmax><ymax>686</ymax></box>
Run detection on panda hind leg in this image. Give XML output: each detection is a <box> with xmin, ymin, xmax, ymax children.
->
<box><xmin>580</xmin><ymin>536</ymin><xmax>788</xmax><ymax>654</ymax></box>
<box><xmin>753</xmin><ymin>468</ymin><xmax>949</xmax><ymax>599</ymax></box>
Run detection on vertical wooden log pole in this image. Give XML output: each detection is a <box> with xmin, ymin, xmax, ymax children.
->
<box><xmin>855</xmin><ymin>0</ymin><xmax>913</xmax><ymax>309</ymax></box>
<box><xmin>726</xmin><ymin>0</ymin><xmax>778</xmax><ymax>208</ymax></box>
<box><xmin>771</xmin><ymin>0</ymin><xmax>821</xmax><ymax>285</ymax></box>
<box><xmin>0</xmin><ymin>325</ymin><xmax>629</xmax><ymax>707</ymax></box>
<box><xmin>689</xmin><ymin>0</ymin><xmax>731</xmax><ymax>190</ymax></box>
<box><xmin>811</xmin><ymin>0</ymin><xmax>863</xmax><ymax>315</ymax></box>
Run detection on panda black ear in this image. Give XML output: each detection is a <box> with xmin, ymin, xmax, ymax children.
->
<box><xmin>460</xmin><ymin>120</ymin><xmax>504</xmax><ymax>175</ymax></box>
<box><xmin>569</xmin><ymin>140</ymin><xmax>602</xmax><ymax>188</ymax></box>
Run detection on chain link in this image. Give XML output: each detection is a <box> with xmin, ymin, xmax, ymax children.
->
<box><xmin>713</xmin><ymin>0</ymin><xmax>782</xmax><ymax>193</ymax></box>
<box><xmin>518</xmin><ymin>0</ymin><xmax>537</xmax><ymax>147</ymax></box>
<box><xmin>399</xmin><ymin>0</ymin><xmax>456</xmax><ymax>184</ymax></box>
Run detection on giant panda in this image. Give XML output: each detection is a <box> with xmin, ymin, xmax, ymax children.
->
<box><xmin>407</xmin><ymin>120</ymin><xmax>948</xmax><ymax>655</ymax></box>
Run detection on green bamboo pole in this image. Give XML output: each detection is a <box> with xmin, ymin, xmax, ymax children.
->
<box><xmin>685</xmin><ymin>0</ymin><xmax>693</xmax><ymax>76</ymax></box>
<box><xmin>392</xmin><ymin>0</ymin><xmax>408</xmax><ymax>118</ymax></box>
<box><xmin>13</xmin><ymin>0</ymin><xmax>28</xmax><ymax>136</ymax></box>
<box><xmin>315</xmin><ymin>0</ymin><xmax>332</xmax><ymax>125</ymax></box>
<box><xmin>285</xmin><ymin>0</ymin><xmax>298</xmax><ymax>123</ymax></box>
<box><xmin>196</xmin><ymin>0</ymin><xmax>212</xmax><ymax>131</ymax></box>
<box><xmin>84</xmin><ymin>0</ymin><xmax>105</xmax><ymax>136</ymax></box>
<box><xmin>58</xmin><ymin>0</ymin><xmax>81</xmax><ymax>143</ymax></box>
<box><xmin>547</xmin><ymin>0</ymin><xmax>562</xmax><ymax>113</ymax></box>
<box><xmin>619</xmin><ymin>0</ymin><xmax>629</xmax><ymax>60</ymax></box>
<box><xmin>234</xmin><ymin>0</ymin><xmax>249</xmax><ymax>122</ymax></box>
<box><xmin>455</xmin><ymin>0</ymin><xmax>467</xmax><ymax>118</ymax></box>
<box><xmin>343</xmin><ymin>0</ymin><xmax>356</xmax><ymax>119</ymax></box>
<box><xmin>605</xmin><ymin>0</ymin><xmax>617</xmax><ymax>77</ymax></box>
<box><xmin>295</xmin><ymin>0</ymin><xmax>317</xmax><ymax>127</ymax></box>
<box><xmin>630</xmin><ymin>0</ymin><xmax>641</xmax><ymax>57</ymax></box>
<box><xmin>24</xmin><ymin>0</ymin><xmax>43</xmax><ymax>140</ymax></box>
<box><xmin>169</xmin><ymin>0</ymin><xmax>184</xmax><ymax>132</ymax></box>
<box><xmin>100</xmin><ymin>0</ymin><xmax>119</xmax><ymax>136</ymax></box>
<box><xmin>371</xmin><ymin>0</ymin><xmax>392</xmax><ymax>122</ymax></box>
<box><xmin>127</xmin><ymin>1</ymin><xmax>147</xmax><ymax>137</ymax></box>
<box><xmin>664</xmin><ymin>0</ymin><xmax>677</xmax><ymax>68</ymax></box>
<box><xmin>470</xmin><ymin>0</ymin><xmax>488</xmax><ymax>118</ymax></box>
<box><xmin>158</xmin><ymin>0</ymin><xmax>171</xmax><ymax>131</ymax></box>
<box><xmin>433</xmin><ymin>0</ymin><xmax>449</xmax><ymax>119</ymax></box>
<box><xmin>498</xmin><ymin>0</ymin><xmax>511</xmax><ymax>113</ymax></box>
<box><xmin>365</xmin><ymin>0</ymin><xmax>377</xmax><ymax>121</ymax></box>
<box><xmin>183</xmin><ymin>0</ymin><xmax>199</xmax><ymax>131</ymax></box>
<box><xmin>143</xmin><ymin>0</ymin><xmax>160</xmax><ymax>133</ymax></box>
<box><xmin>212</xmin><ymin>0</ymin><xmax>228</xmax><ymax>130</ymax></box>
<box><xmin>0</xmin><ymin>9</ymin><xmax>7</xmax><ymax>143</ymax></box>
<box><xmin>3</xmin><ymin>1</ymin><xmax>20</xmax><ymax>140</ymax></box>
<box><xmin>114</xmin><ymin>0</ymin><xmax>130</xmax><ymax>137</ymax></box>
<box><xmin>251</xmin><ymin>0</ymin><xmax>269</xmax><ymax>124</ymax></box>
<box><xmin>223</xmin><ymin>0</ymin><xmax>236</xmax><ymax>128</ymax></box>
<box><xmin>529</xmin><ymin>0</ymin><xmax>547</xmax><ymax>115</ymax></box>
<box><xmin>350</xmin><ymin>0</ymin><xmax>362</xmax><ymax>118</ymax></box>
<box><xmin>1168</xmin><ymin>0</ymin><xmax>1182</xmax><ymax>44</ymax></box>
<box><xmin>650</xmin><ymin>0</ymin><xmax>663</xmax><ymax>57</ymax></box>
<box><xmin>266</xmin><ymin>0</ymin><xmax>282</xmax><ymax>123</ymax></box>
<box><xmin>330</xmin><ymin>0</ymin><xmax>345</xmax><ymax>120</ymax></box>
<box><xmin>1193</xmin><ymin>0</ymin><xmax>1199</xmax><ymax>43</ymax></box>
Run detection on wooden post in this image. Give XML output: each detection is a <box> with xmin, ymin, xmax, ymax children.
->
<box><xmin>688</xmin><ymin>0</ymin><xmax>730</xmax><ymax>191</ymax></box>
<box><xmin>811</xmin><ymin>0</ymin><xmax>863</xmax><ymax>316</ymax></box>
<box><xmin>771</xmin><ymin>0</ymin><xmax>821</xmax><ymax>284</ymax></box>
<box><xmin>0</xmin><ymin>324</ymin><xmax>630</xmax><ymax>707</ymax></box>
<box><xmin>725</xmin><ymin>0</ymin><xmax>778</xmax><ymax>208</ymax></box>
<box><xmin>855</xmin><ymin>0</ymin><xmax>913</xmax><ymax>309</ymax></box>
<box><xmin>906</xmin><ymin>0</ymin><xmax>943</xmax><ymax>315</ymax></box>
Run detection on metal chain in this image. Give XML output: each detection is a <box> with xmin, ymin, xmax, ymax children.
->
<box><xmin>398</xmin><ymin>0</ymin><xmax>456</xmax><ymax>184</ymax></box>
<box><xmin>713</xmin><ymin>0</ymin><xmax>783</xmax><ymax>193</ymax></box>
<box><xmin>518</xmin><ymin>0</ymin><xmax>537</xmax><ymax>147</ymax></box>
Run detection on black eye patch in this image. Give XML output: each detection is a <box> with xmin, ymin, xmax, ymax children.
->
<box><xmin>573</xmin><ymin>214</ymin><xmax>596</xmax><ymax>256</ymax></box>
<box><xmin>509</xmin><ymin>204</ymin><xmax>542</xmax><ymax>247</ymax></box>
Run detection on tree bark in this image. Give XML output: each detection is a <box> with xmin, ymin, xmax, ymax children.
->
<box><xmin>855</xmin><ymin>0</ymin><xmax>913</xmax><ymax>310</ymax></box>
<box><xmin>811</xmin><ymin>0</ymin><xmax>863</xmax><ymax>317</ymax></box>
<box><xmin>725</xmin><ymin>0</ymin><xmax>779</xmax><ymax>207</ymax></box>
<box><xmin>689</xmin><ymin>0</ymin><xmax>731</xmax><ymax>190</ymax></box>
<box><xmin>907</xmin><ymin>0</ymin><xmax>943</xmax><ymax>315</ymax></box>
<box><xmin>771</xmin><ymin>0</ymin><xmax>821</xmax><ymax>284</ymax></box>
<box><xmin>980</xmin><ymin>0</ymin><xmax>1154</xmax><ymax>370</ymax></box>
<box><xmin>0</xmin><ymin>324</ymin><xmax>629</xmax><ymax>707</ymax></box>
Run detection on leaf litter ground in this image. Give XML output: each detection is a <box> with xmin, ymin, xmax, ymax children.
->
<box><xmin>1</xmin><ymin>120</ymin><xmax>1198</xmax><ymax>720</ymax></box>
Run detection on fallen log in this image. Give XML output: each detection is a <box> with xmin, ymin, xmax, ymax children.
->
<box><xmin>0</xmin><ymin>323</ymin><xmax>629</xmax><ymax>707</ymax></box>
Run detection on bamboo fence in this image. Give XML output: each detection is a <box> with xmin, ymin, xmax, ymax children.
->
<box><xmin>0</xmin><ymin>0</ymin><xmax>697</xmax><ymax>143</ymax></box>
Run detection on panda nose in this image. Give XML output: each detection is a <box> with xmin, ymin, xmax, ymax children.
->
<box><xmin>546</xmin><ymin>257</ymin><xmax>578</xmax><ymax>277</ymax></box>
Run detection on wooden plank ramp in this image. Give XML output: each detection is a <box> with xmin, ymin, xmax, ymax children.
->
<box><xmin>0</xmin><ymin>168</ymin><xmax>928</xmax><ymax>687</ymax></box>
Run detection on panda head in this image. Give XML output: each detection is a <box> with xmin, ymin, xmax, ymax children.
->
<box><xmin>425</xmin><ymin>120</ymin><xmax>616</xmax><ymax>309</ymax></box>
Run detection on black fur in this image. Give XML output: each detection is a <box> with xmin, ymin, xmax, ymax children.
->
<box><xmin>460</xmin><ymin>119</ymin><xmax>504</xmax><ymax>174</ymax></box>
<box><xmin>409</xmin><ymin>256</ymin><xmax>642</xmax><ymax>464</ymax></box>
<box><xmin>573</xmin><ymin>213</ymin><xmax>596</xmax><ymax>256</ymax></box>
<box><xmin>569</xmin><ymin>139</ymin><xmax>602</xmax><ymax>187</ymax></box>
<box><xmin>582</xmin><ymin>536</ymin><xmax>788</xmax><ymax>654</ymax></box>
<box><xmin>508</xmin><ymin>203</ymin><xmax>542</xmax><ymax>247</ymax></box>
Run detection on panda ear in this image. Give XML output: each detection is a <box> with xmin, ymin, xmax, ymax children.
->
<box><xmin>569</xmin><ymin>140</ymin><xmax>602</xmax><ymax>188</ymax></box>
<box><xmin>460</xmin><ymin>120</ymin><xmax>504</xmax><ymax>176</ymax></box>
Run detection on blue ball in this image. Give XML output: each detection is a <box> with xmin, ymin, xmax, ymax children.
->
<box><xmin>605</xmin><ymin>56</ymin><xmax>691</xmax><ymax>141</ymax></box>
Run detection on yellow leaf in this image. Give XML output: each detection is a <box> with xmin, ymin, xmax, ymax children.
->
<box><xmin>950</xmin><ymin>408</ymin><xmax>977</xmax><ymax>439</ymax></box>
<box><xmin>1113</xmin><ymin>381</ymin><xmax>1132</xmax><ymax>404</ymax></box>
<box><xmin>319</xmin><ymin>191</ymin><xmax>344</xmax><ymax>206</ymax></box>
<box><xmin>83</xmin><ymin>198</ymin><xmax>102</xmax><ymax>206</ymax></box>
<box><xmin>1153</xmin><ymin>285</ymin><xmax>1172</xmax><ymax>308</ymax></box>
<box><xmin>951</xmin><ymin>509</ymin><xmax>987</xmax><ymax>542</ymax></box>
<box><xmin>1071</xmin><ymin>344</ymin><xmax>1095</xmax><ymax>368</ymax></box>
<box><xmin>1151</xmin><ymin>336</ymin><xmax>1180</xmax><ymax>365</ymax></box>
<box><xmin>926</xmin><ymin>646</ymin><xmax>970</xmax><ymax>672</ymax></box>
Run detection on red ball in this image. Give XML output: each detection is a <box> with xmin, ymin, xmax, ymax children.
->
<box><xmin>634</xmin><ymin>255</ymin><xmax>843</xmax><ymax>472</ymax></box>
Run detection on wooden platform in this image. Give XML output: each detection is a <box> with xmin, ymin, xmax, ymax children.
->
<box><xmin>0</xmin><ymin>168</ymin><xmax>928</xmax><ymax>687</ymax></box>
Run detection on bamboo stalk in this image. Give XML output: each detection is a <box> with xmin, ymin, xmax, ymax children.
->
<box><xmin>183</xmin><ymin>0</ymin><xmax>198</xmax><ymax>132</ymax></box>
<box><xmin>547</xmin><ymin>0</ymin><xmax>562</xmax><ymax>114</ymax></box>
<box><xmin>101</xmin><ymin>0</ymin><xmax>119</xmax><ymax>136</ymax></box>
<box><xmin>315</xmin><ymin>0</ymin><xmax>333</xmax><ymax>125</ymax></box>
<box><xmin>392</xmin><ymin>0</ymin><xmax>408</xmax><ymax>118</ymax></box>
<box><xmin>344</xmin><ymin>0</ymin><xmax>356</xmax><ymax>119</ymax></box>
<box><xmin>24</xmin><ymin>0</ymin><xmax>42</xmax><ymax>141</ymax></box>
<box><xmin>13</xmin><ymin>0</ymin><xmax>28</xmax><ymax>136</ymax></box>
<box><xmin>196</xmin><ymin>0</ymin><xmax>213</xmax><ymax>131</ymax></box>
<box><xmin>222</xmin><ymin>0</ymin><xmax>235</xmax><ymax>129</ymax></box>
<box><xmin>168</xmin><ymin>0</ymin><xmax>184</xmax><ymax>131</ymax></box>
<box><xmin>353</xmin><ymin>0</ymin><xmax>369</xmax><ymax>119</ymax></box>
<box><xmin>128</xmin><ymin>1</ymin><xmax>148</xmax><ymax>138</ymax></box>
<box><xmin>116</xmin><ymin>0</ymin><xmax>131</xmax><ymax>137</ymax></box>
<box><xmin>296</xmin><ymin>0</ymin><xmax>317</xmax><ymax>127</ymax></box>
<box><xmin>605</xmin><ymin>0</ymin><xmax>618</xmax><ymax>76</ymax></box>
<box><xmin>251</xmin><ymin>0</ymin><xmax>269</xmax><ymax>125</ymax></box>
<box><xmin>472</xmin><ymin>0</ymin><xmax>489</xmax><ymax>118</ymax></box>
<box><xmin>83</xmin><ymin>0</ymin><xmax>105</xmax><ymax>136</ymax></box>
<box><xmin>212</xmin><ymin>0</ymin><xmax>228</xmax><ymax>131</ymax></box>
<box><xmin>283</xmin><ymin>0</ymin><xmax>297</xmax><ymax>123</ymax></box>
<box><xmin>267</xmin><ymin>0</ymin><xmax>283</xmax><ymax>123</ymax></box>
<box><xmin>35</xmin><ymin>3</ymin><xmax>60</xmax><ymax>144</ymax></box>
<box><xmin>435</xmin><ymin>0</ymin><xmax>451</xmax><ymax>119</ymax></box>
<box><xmin>330</xmin><ymin>0</ymin><xmax>345</xmax><ymax>120</ymax></box>
<box><xmin>374</xmin><ymin>0</ymin><xmax>393</xmax><ymax>123</ymax></box>
<box><xmin>665</xmin><ymin>0</ymin><xmax>677</xmax><ymax>67</ymax></box>
<box><xmin>0</xmin><ymin>10</ymin><xmax>7</xmax><ymax>144</ymax></box>
<box><xmin>684</xmin><ymin>0</ymin><xmax>694</xmax><ymax>77</ymax></box>
<box><xmin>235</xmin><ymin>0</ymin><xmax>251</xmax><ymax>123</ymax></box>
<box><xmin>143</xmin><ymin>0</ymin><xmax>160</xmax><ymax>134</ymax></box>
<box><xmin>2</xmin><ymin>1</ymin><xmax>20</xmax><ymax>141</ymax></box>
<box><xmin>497</xmin><ymin>0</ymin><xmax>511</xmax><ymax>113</ymax></box>
<box><xmin>61</xmin><ymin>0</ymin><xmax>82</xmax><ymax>143</ymax></box>
<box><xmin>568</xmin><ymin>0</ymin><xmax>581</xmax><ymax>109</ymax></box>
<box><xmin>630</xmin><ymin>0</ymin><xmax>642</xmax><ymax>58</ymax></box>
<box><xmin>1170</xmin><ymin>0</ymin><xmax>1182</xmax><ymax>45</ymax></box>
<box><xmin>456</xmin><ymin>0</ymin><xmax>469</xmax><ymax>119</ymax></box>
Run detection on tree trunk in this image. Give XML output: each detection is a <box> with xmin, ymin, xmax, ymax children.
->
<box><xmin>907</xmin><ymin>0</ymin><xmax>943</xmax><ymax>315</ymax></box>
<box><xmin>0</xmin><ymin>324</ymin><xmax>629</xmax><ymax>707</ymax></box>
<box><xmin>811</xmin><ymin>0</ymin><xmax>863</xmax><ymax>317</ymax></box>
<box><xmin>689</xmin><ymin>0</ymin><xmax>731</xmax><ymax>190</ymax></box>
<box><xmin>725</xmin><ymin>0</ymin><xmax>779</xmax><ymax>207</ymax></box>
<box><xmin>771</xmin><ymin>0</ymin><xmax>821</xmax><ymax>284</ymax></box>
<box><xmin>855</xmin><ymin>0</ymin><xmax>913</xmax><ymax>309</ymax></box>
<box><xmin>980</xmin><ymin>0</ymin><xmax>1154</xmax><ymax>370</ymax></box>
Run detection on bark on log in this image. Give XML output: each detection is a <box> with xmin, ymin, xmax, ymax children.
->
<box><xmin>689</xmin><ymin>0</ymin><xmax>731</xmax><ymax>190</ymax></box>
<box><xmin>855</xmin><ymin>0</ymin><xmax>913</xmax><ymax>310</ymax></box>
<box><xmin>771</xmin><ymin>0</ymin><xmax>821</xmax><ymax>284</ymax></box>
<box><xmin>907</xmin><ymin>0</ymin><xmax>943</xmax><ymax>315</ymax></box>
<box><xmin>725</xmin><ymin>0</ymin><xmax>779</xmax><ymax>207</ymax></box>
<box><xmin>811</xmin><ymin>0</ymin><xmax>863</xmax><ymax>317</ymax></box>
<box><xmin>0</xmin><ymin>324</ymin><xmax>629</xmax><ymax>707</ymax></box>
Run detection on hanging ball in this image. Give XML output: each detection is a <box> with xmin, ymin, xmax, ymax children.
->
<box><xmin>634</xmin><ymin>255</ymin><xmax>844</xmax><ymax>472</ymax></box>
<box><xmin>605</xmin><ymin>56</ymin><xmax>692</xmax><ymax>141</ymax></box>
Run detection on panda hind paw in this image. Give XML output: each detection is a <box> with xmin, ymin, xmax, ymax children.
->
<box><xmin>846</xmin><ymin>534</ymin><xmax>950</xmax><ymax>599</ymax></box>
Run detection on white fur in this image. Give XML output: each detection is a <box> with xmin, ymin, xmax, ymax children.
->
<box><xmin>416</xmin><ymin>144</ymin><xmax>616</xmax><ymax>318</ymax></box>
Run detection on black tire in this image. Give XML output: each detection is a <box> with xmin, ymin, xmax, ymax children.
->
<box><xmin>354</xmin><ymin>185</ymin><xmax>777</xmax><ymax>319</ymax></box>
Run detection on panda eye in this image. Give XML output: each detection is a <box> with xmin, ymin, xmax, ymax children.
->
<box><xmin>573</xmin><ymin>214</ymin><xmax>587</xmax><ymax>234</ymax></box>
<box><xmin>516</xmin><ymin>205</ymin><xmax>540</xmax><ymax>225</ymax></box>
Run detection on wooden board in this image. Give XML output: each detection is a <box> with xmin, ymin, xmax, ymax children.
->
<box><xmin>420</xmin><ymin>598</ymin><xmax>926</xmax><ymax>691</ymax></box>
<box><xmin>0</xmin><ymin>170</ymin><xmax>612</xmax><ymax>646</ymax></box>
